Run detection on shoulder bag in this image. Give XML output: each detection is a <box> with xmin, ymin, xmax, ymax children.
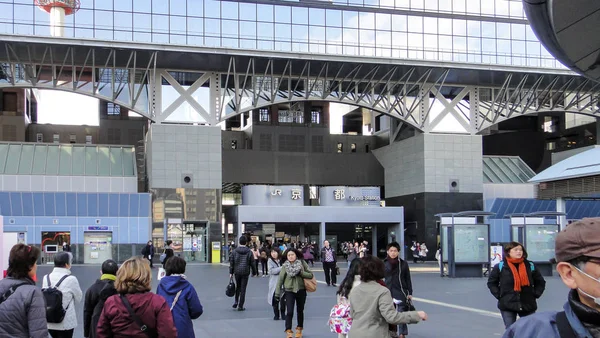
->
<box><xmin>120</xmin><ymin>294</ymin><xmax>157</xmax><ymax>338</ymax></box>
<box><xmin>302</xmin><ymin>263</ymin><xmax>317</xmax><ymax>292</ymax></box>
<box><xmin>556</xmin><ymin>311</ymin><xmax>576</xmax><ymax>338</ymax></box>
<box><xmin>0</xmin><ymin>282</ymin><xmax>28</xmax><ymax>306</ymax></box>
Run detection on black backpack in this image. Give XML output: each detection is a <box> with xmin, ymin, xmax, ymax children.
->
<box><xmin>43</xmin><ymin>275</ymin><xmax>73</xmax><ymax>323</ymax></box>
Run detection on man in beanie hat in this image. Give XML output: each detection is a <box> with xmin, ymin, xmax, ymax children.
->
<box><xmin>503</xmin><ymin>218</ymin><xmax>600</xmax><ymax>338</ymax></box>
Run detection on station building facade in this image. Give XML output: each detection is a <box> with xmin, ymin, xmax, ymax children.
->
<box><xmin>0</xmin><ymin>0</ymin><xmax>599</xmax><ymax>264</ymax></box>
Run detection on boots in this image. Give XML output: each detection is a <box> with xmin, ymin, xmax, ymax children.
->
<box><xmin>285</xmin><ymin>329</ymin><xmax>294</xmax><ymax>338</ymax></box>
<box><xmin>295</xmin><ymin>327</ymin><xmax>303</xmax><ymax>338</ymax></box>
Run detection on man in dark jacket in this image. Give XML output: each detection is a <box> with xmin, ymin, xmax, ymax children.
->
<box><xmin>84</xmin><ymin>259</ymin><xmax>118</xmax><ymax>338</ymax></box>
<box><xmin>503</xmin><ymin>218</ymin><xmax>600</xmax><ymax>338</ymax></box>
<box><xmin>321</xmin><ymin>240</ymin><xmax>337</xmax><ymax>286</ymax></box>
<box><xmin>142</xmin><ymin>241</ymin><xmax>155</xmax><ymax>268</ymax></box>
<box><xmin>384</xmin><ymin>242</ymin><xmax>413</xmax><ymax>338</ymax></box>
<box><xmin>229</xmin><ymin>236</ymin><xmax>254</xmax><ymax>311</ymax></box>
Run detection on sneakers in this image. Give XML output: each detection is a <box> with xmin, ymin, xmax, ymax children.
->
<box><xmin>232</xmin><ymin>302</ymin><xmax>238</xmax><ymax>308</ymax></box>
<box><xmin>237</xmin><ymin>307</ymin><xmax>246</xmax><ymax>311</ymax></box>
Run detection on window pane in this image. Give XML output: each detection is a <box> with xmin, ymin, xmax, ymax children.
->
<box><xmin>110</xmin><ymin>147</ymin><xmax>123</xmax><ymax>176</ymax></box>
<box><xmin>85</xmin><ymin>147</ymin><xmax>98</xmax><ymax>176</ymax></box>
<box><xmin>32</xmin><ymin>144</ymin><xmax>47</xmax><ymax>175</ymax></box>
<box><xmin>122</xmin><ymin>148</ymin><xmax>135</xmax><ymax>176</ymax></box>
<box><xmin>58</xmin><ymin>145</ymin><xmax>73</xmax><ymax>175</ymax></box>
<box><xmin>5</xmin><ymin>144</ymin><xmax>21</xmax><ymax>174</ymax></box>
<box><xmin>55</xmin><ymin>192</ymin><xmax>66</xmax><ymax>216</ymax></box>
<box><xmin>98</xmin><ymin>147</ymin><xmax>110</xmax><ymax>176</ymax></box>
<box><xmin>0</xmin><ymin>144</ymin><xmax>8</xmax><ymax>174</ymax></box>
<box><xmin>72</xmin><ymin>146</ymin><xmax>85</xmax><ymax>175</ymax></box>
<box><xmin>18</xmin><ymin>144</ymin><xmax>34</xmax><ymax>174</ymax></box>
<box><xmin>46</xmin><ymin>145</ymin><xmax>59</xmax><ymax>175</ymax></box>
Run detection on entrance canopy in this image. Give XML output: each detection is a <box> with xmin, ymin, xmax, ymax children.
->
<box><xmin>230</xmin><ymin>205</ymin><xmax>404</xmax><ymax>258</ymax></box>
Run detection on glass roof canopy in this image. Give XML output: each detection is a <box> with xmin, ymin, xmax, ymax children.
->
<box><xmin>0</xmin><ymin>143</ymin><xmax>136</xmax><ymax>177</ymax></box>
<box><xmin>483</xmin><ymin>156</ymin><xmax>535</xmax><ymax>184</ymax></box>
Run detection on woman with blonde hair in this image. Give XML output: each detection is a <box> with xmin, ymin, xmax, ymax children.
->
<box><xmin>96</xmin><ymin>257</ymin><xmax>177</xmax><ymax>338</ymax></box>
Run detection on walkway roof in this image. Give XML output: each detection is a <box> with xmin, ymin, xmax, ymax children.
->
<box><xmin>0</xmin><ymin>142</ymin><xmax>137</xmax><ymax>177</ymax></box>
<box><xmin>529</xmin><ymin>146</ymin><xmax>600</xmax><ymax>183</ymax></box>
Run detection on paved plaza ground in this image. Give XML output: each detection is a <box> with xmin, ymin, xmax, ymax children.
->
<box><xmin>37</xmin><ymin>262</ymin><xmax>568</xmax><ymax>337</ymax></box>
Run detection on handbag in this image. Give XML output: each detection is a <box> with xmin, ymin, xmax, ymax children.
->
<box><xmin>335</xmin><ymin>266</ymin><xmax>340</xmax><ymax>276</ymax></box>
<box><xmin>405</xmin><ymin>298</ymin><xmax>416</xmax><ymax>311</ymax></box>
<box><xmin>225</xmin><ymin>277</ymin><xmax>236</xmax><ymax>297</ymax></box>
<box><xmin>120</xmin><ymin>295</ymin><xmax>157</xmax><ymax>338</ymax></box>
<box><xmin>304</xmin><ymin>276</ymin><xmax>317</xmax><ymax>292</ymax></box>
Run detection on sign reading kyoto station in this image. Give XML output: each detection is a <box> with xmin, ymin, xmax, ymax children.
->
<box><xmin>241</xmin><ymin>185</ymin><xmax>381</xmax><ymax>207</ymax></box>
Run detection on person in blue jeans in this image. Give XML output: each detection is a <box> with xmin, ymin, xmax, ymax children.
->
<box><xmin>157</xmin><ymin>256</ymin><xmax>203</xmax><ymax>338</ymax></box>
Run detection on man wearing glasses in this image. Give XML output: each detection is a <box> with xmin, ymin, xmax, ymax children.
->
<box><xmin>503</xmin><ymin>218</ymin><xmax>600</xmax><ymax>338</ymax></box>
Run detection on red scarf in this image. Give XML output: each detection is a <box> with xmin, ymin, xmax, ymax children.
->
<box><xmin>506</xmin><ymin>257</ymin><xmax>530</xmax><ymax>292</ymax></box>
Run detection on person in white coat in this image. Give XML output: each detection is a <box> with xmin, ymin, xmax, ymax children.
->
<box><xmin>267</xmin><ymin>248</ymin><xmax>286</xmax><ymax>320</ymax></box>
<box><xmin>42</xmin><ymin>251</ymin><xmax>83</xmax><ymax>338</ymax></box>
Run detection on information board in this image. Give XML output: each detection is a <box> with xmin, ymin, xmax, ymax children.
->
<box><xmin>453</xmin><ymin>225</ymin><xmax>489</xmax><ymax>263</ymax></box>
<box><xmin>525</xmin><ymin>224</ymin><xmax>558</xmax><ymax>262</ymax></box>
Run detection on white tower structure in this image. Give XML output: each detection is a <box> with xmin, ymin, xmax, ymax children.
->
<box><xmin>35</xmin><ymin>0</ymin><xmax>80</xmax><ymax>37</ymax></box>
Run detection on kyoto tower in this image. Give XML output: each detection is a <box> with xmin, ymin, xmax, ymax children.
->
<box><xmin>34</xmin><ymin>0</ymin><xmax>80</xmax><ymax>37</ymax></box>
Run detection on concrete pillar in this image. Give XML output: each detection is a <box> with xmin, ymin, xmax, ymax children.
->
<box><xmin>557</xmin><ymin>198</ymin><xmax>567</xmax><ymax>231</ymax></box>
<box><xmin>236</xmin><ymin>220</ymin><xmax>243</xmax><ymax>246</ymax></box>
<box><xmin>371</xmin><ymin>225</ymin><xmax>378</xmax><ymax>257</ymax></box>
<box><xmin>319</xmin><ymin>222</ymin><xmax>326</xmax><ymax>248</ymax></box>
<box><xmin>299</xmin><ymin>225</ymin><xmax>305</xmax><ymax>243</ymax></box>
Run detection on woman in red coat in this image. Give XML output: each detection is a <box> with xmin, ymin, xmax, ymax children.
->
<box><xmin>96</xmin><ymin>257</ymin><xmax>177</xmax><ymax>338</ymax></box>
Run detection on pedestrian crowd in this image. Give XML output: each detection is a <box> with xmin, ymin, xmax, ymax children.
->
<box><xmin>1</xmin><ymin>217</ymin><xmax>599</xmax><ymax>337</ymax></box>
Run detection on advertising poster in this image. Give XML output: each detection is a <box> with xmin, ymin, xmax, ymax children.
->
<box><xmin>490</xmin><ymin>246</ymin><xmax>503</xmax><ymax>267</ymax></box>
<box><xmin>453</xmin><ymin>225</ymin><xmax>489</xmax><ymax>263</ymax></box>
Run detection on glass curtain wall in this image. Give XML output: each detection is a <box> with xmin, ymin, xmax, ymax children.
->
<box><xmin>0</xmin><ymin>0</ymin><xmax>561</xmax><ymax>69</ymax></box>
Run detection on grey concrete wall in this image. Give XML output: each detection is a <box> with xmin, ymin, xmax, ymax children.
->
<box><xmin>27</xmin><ymin>124</ymin><xmax>100</xmax><ymax>144</ymax></box>
<box><xmin>551</xmin><ymin>145</ymin><xmax>599</xmax><ymax>165</ymax></box>
<box><xmin>147</xmin><ymin>124</ymin><xmax>222</xmax><ymax>189</ymax></box>
<box><xmin>222</xmin><ymin>150</ymin><xmax>383</xmax><ymax>186</ymax></box>
<box><xmin>374</xmin><ymin>133</ymin><xmax>483</xmax><ymax>197</ymax></box>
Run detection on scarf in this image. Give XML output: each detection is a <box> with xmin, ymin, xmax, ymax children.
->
<box><xmin>506</xmin><ymin>257</ymin><xmax>530</xmax><ymax>292</ymax></box>
<box><xmin>388</xmin><ymin>256</ymin><xmax>400</xmax><ymax>269</ymax></box>
<box><xmin>100</xmin><ymin>274</ymin><xmax>116</xmax><ymax>281</ymax></box>
<box><xmin>283</xmin><ymin>260</ymin><xmax>302</xmax><ymax>277</ymax></box>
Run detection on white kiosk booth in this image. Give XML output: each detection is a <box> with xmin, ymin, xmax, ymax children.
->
<box><xmin>437</xmin><ymin>211</ymin><xmax>494</xmax><ymax>278</ymax></box>
<box><xmin>507</xmin><ymin>211</ymin><xmax>563</xmax><ymax>277</ymax></box>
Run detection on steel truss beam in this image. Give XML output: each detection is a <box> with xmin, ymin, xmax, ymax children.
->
<box><xmin>0</xmin><ymin>43</ymin><xmax>156</xmax><ymax>118</ymax></box>
<box><xmin>215</xmin><ymin>56</ymin><xmax>600</xmax><ymax>134</ymax></box>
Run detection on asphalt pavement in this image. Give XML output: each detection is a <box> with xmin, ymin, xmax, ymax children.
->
<box><xmin>35</xmin><ymin>262</ymin><xmax>569</xmax><ymax>338</ymax></box>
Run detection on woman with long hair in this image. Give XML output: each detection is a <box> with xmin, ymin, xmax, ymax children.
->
<box><xmin>487</xmin><ymin>241</ymin><xmax>546</xmax><ymax>329</ymax></box>
<box><xmin>267</xmin><ymin>248</ymin><xmax>286</xmax><ymax>320</ymax></box>
<box><xmin>275</xmin><ymin>248</ymin><xmax>314</xmax><ymax>338</ymax></box>
<box><xmin>97</xmin><ymin>257</ymin><xmax>177</xmax><ymax>337</ymax></box>
<box><xmin>0</xmin><ymin>244</ymin><xmax>47</xmax><ymax>338</ymax></box>
<box><xmin>335</xmin><ymin>258</ymin><xmax>363</xmax><ymax>338</ymax></box>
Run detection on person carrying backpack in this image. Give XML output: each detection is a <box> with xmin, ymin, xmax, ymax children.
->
<box><xmin>157</xmin><ymin>256</ymin><xmax>203</xmax><ymax>338</ymax></box>
<box><xmin>487</xmin><ymin>241</ymin><xmax>546</xmax><ymax>329</ymax></box>
<box><xmin>83</xmin><ymin>259</ymin><xmax>118</xmax><ymax>338</ymax></box>
<box><xmin>42</xmin><ymin>252</ymin><xmax>83</xmax><ymax>338</ymax></box>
